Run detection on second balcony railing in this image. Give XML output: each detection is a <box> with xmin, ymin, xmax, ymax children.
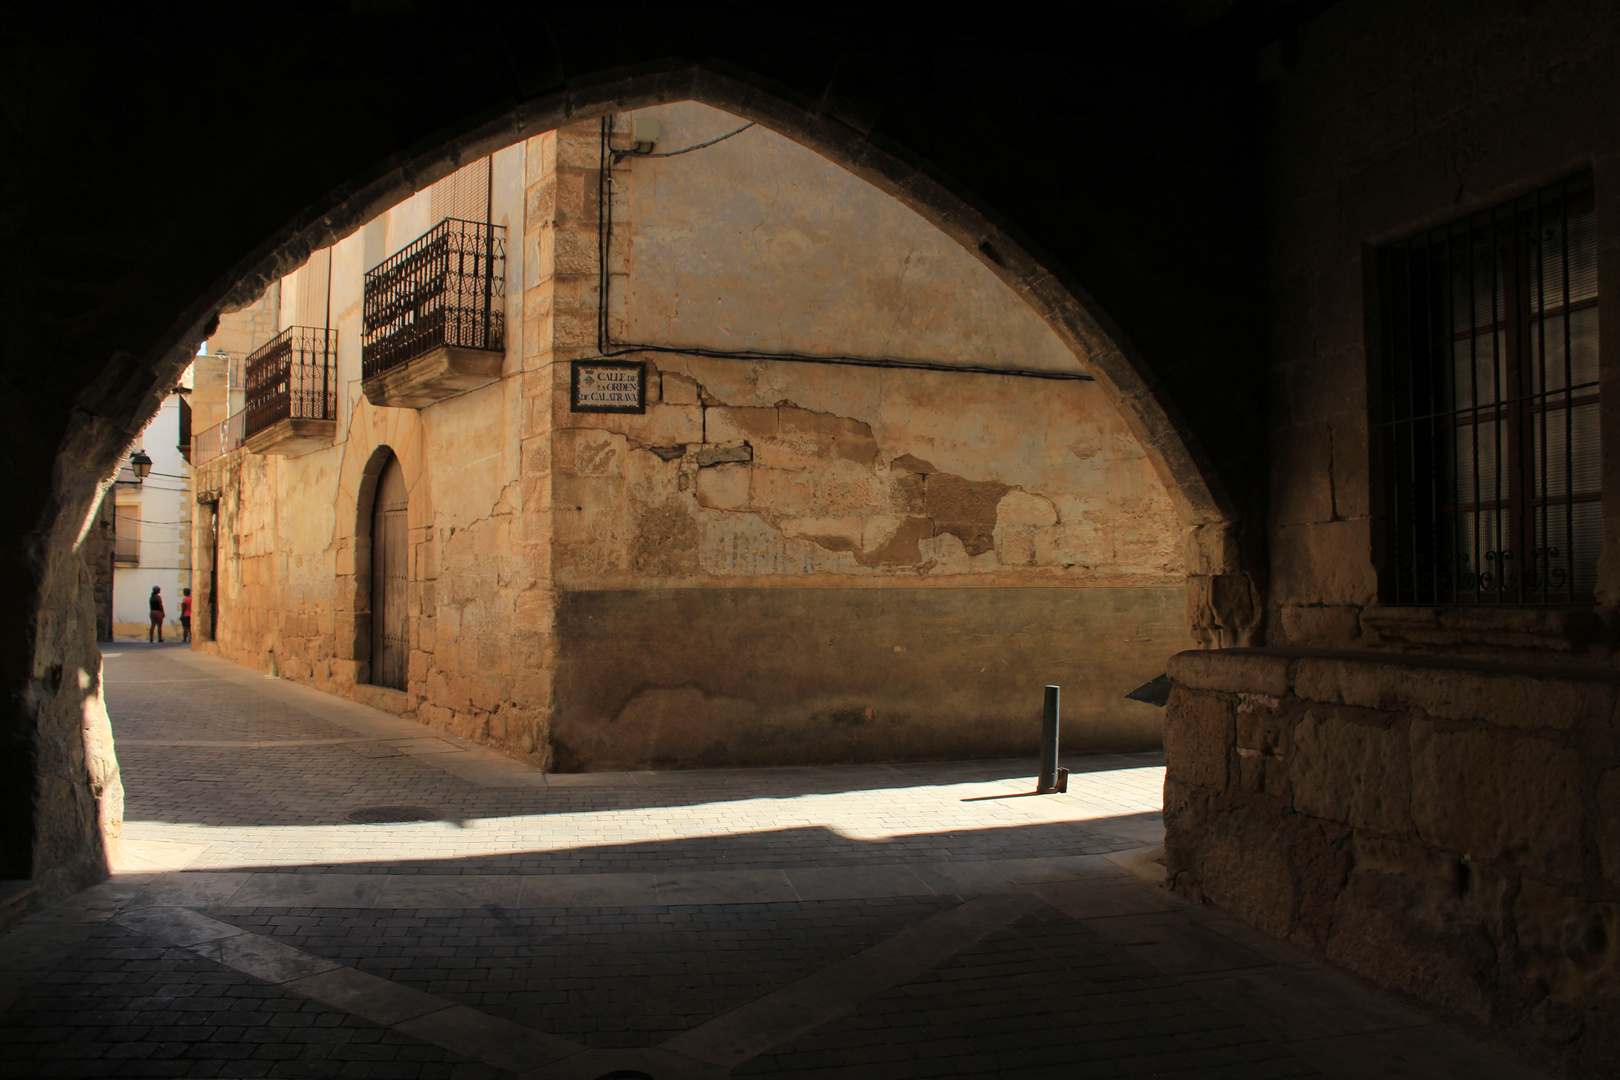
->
<box><xmin>243</xmin><ymin>326</ymin><xmax>338</xmax><ymax>440</ymax></box>
<box><xmin>192</xmin><ymin>410</ymin><xmax>246</xmax><ymax>467</ymax></box>
<box><xmin>362</xmin><ymin>218</ymin><xmax>506</xmax><ymax>381</ymax></box>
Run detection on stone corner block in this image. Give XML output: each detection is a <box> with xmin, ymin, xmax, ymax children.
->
<box><xmin>1408</xmin><ymin>719</ymin><xmax>1584</xmax><ymax>882</ymax></box>
<box><xmin>1167</xmin><ymin>648</ymin><xmax>1291</xmax><ymax>697</ymax></box>
<box><xmin>1164</xmin><ymin>687</ymin><xmax>1235</xmax><ymax>791</ymax></box>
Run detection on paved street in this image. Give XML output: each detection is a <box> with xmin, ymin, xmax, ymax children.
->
<box><xmin>0</xmin><ymin>644</ymin><xmax>1545</xmax><ymax>1078</ymax></box>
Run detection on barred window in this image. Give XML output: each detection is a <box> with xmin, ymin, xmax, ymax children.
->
<box><xmin>1379</xmin><ymin>174</ymin><xmax>1599</xmax><ymax>605</ymax></box>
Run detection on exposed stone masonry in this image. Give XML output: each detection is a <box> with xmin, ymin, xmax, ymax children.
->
<box><xmin>1164</xmin><ymin>647</ymin><xmax>1620</xmax><ymax>1076</ymax></box>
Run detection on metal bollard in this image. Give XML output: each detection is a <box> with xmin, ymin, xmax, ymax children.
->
<box><xmin>1037</xmin><ymin>685</ymin><xmax>1067</xmax><ymax>794</ymax></box>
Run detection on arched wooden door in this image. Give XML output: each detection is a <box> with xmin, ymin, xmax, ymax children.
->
<box><xmin>369</xmin><ymin>456</ymin><xmax>409</xmax><ymax>690</ymax></box>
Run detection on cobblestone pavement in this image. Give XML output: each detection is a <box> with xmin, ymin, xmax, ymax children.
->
<box><xmin>0</xmin><ymin>644</ymin><xmax>1546</xmax><ymax>1079</ymax></box>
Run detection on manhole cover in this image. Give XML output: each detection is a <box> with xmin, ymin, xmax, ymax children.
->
<box><xmin>345</xmin><ymin>805</ymin><xmax>444</xmax><ymax>824</ymax></box>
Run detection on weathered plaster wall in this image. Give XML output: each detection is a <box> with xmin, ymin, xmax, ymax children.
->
<box><xmin>618</xmin><ymin>104</ymin><xmax>1081</xmax><ymax>374</ymax></box>
<box><xmin>549</xmin><ymin>359</ymin><xmax>1179</xmax><ymax>588</ymax></box>
<box><xmin>536</xmin><ymin>106</ymin><xmax>1188</xmax><ymax>767</ymax></box>
<box><xmin>554</xmin><ymin>586</ymin><xmax>1185</xmax><ymax>770</ymax></box>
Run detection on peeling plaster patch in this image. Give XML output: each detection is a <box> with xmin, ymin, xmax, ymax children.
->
<box><xmin>699</xmin><ymin>513</ymin><xmax>823</xmax><ymax>576</ymax></box>
<box><xmin>925</xmin><ymin>474</ymin><xmax>1010</xmax><ymax>556</ymax></box>
<box><xmin>631</xmin><ymin>501</ymin><xmax>700</xmax><ymax>577</ymax></box>
<box><xmin>861</xmin><ymin>515</ymin><xmax>936</xmax><ymax>566</ymax></box>
<box><xmin>606</xmin><ymin>377</ymin><xmax>1178</xmax><ymax>579</ymax></box>
<box><xmin>695</xmin><ymin>443</ymin><xmax>753</xmax><ymax>467</ymax></box>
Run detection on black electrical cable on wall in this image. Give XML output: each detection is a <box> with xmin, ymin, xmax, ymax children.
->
<box><xmin>591</xmin><ymin>116</ymin><xmax>1094</xmax><ymax>383</ymax></box>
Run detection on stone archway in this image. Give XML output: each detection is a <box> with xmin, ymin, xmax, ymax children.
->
<box><xmin>12</xmin><ymin>53</ymin><xmax>1258</xmax><ymax>900</ymax></box>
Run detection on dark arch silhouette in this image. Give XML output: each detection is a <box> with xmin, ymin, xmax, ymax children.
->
<box><xmin>3</xmin><ymin>11</ymin><xmax>1269</xmax><ymax>896</ymax></box>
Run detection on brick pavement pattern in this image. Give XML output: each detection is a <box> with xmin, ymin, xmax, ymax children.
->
<box><xmin>735</xmin><ymin>907</ymin><xmax>1320</xmax><ymax>1080</ymax></box>
<box><xmin>0</xmin><ymin>920</ymin><xmax>508</xmax><ymax>1079</ymax></box>
<box><xmin>0</xmin><ymin>644</ymin><xmax>1549</xmax><ymax>1079</ymax></box>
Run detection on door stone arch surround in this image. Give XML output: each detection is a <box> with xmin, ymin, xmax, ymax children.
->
<box><xmin>342</xmin><ymin>411</ymin><xmax>433</xmax><ymax>696</ymax></box>
<box><xmin>16</xmin><ymin>58</ymin><xmax>1258</xmax><ymax>900</ymax></box>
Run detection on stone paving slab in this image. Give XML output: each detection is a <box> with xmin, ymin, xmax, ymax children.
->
<box><xmin>0</xmin><ymin>644</ymin><xmax>1551</xmax><ymax>1079</ymax></box>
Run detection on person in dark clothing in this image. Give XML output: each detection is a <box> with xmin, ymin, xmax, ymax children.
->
<box><xmin>149</xmin><ymin>586</ymin><xmax>165</xmax><ymax>643</ymax></box>
<box><xmin>180</xmin><ymin>588</ymin><xmax>192</xmax><ymax>643</ymax></box>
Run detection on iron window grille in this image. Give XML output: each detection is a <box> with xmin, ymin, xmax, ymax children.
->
<box><xmin>361</xmin><ymin>218</ymin><xmax>505</xmax><ymax>381</ymax></box>
<box><xmin>243</xmin><ymin>326</ymin><xmax>338</xmax><ymax>440</ymax></box>
<box><xmin>1378</xmin><ymin>173</ymin><xmax>1600</xmax><ymax>605</ymax></box>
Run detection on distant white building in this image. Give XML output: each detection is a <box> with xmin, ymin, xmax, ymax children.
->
<box><xmin>112</xmin><ymin>367</ymin><xmax>193</xmax><ymax>638</ymax></box>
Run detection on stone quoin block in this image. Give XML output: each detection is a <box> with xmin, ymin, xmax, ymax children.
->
<box><xmin>1408</xmin><ymin>721</ymin><xmax>1584</xmax><ymax>882</ymax></box>
<box><xmin>1598</xmin><ymin>769</ymin><xmax>1620</xmax><ymax>888</ymax></box>
<box><xmin>1289</xmin><ymin>707</ymin><xmax>1411</xmax><ymax>834</ymax></box>
<box><xmin>1163</xmin><ymin>687</ymin><xmax>1234</xmax><ymax>791</ymax></box>
<box><xmin>1514</xmin><ymin>879</ymin><xmax>1620</xmax><ymax>1006</ymax></box>
<box><xmin>1271</xmin><ymin>519</ymin><xmax>1378</xmax><ymax>607</ymax></box>
<box><xmin>1294</xmin><ymin>655</ymin><xmax>1610</xmax><ymax>731</ymax></box>
<box><xmin>1168</xmin><ymin>648</ymin><xmax>1292</xmax><ymax>698</ymax></box>
<box><xmin>1325</xmin><ymin>834</ymin><xmax>1505</xmax><ymax>1022</ymax></box>
<box><xmin>1186</xmin><ymin>802</ymin><xmax>1300</xmax><ymax>938</ymax></box>
<box><xmin>1278</xmin><ymin>604</ymin><xmax>1363</xmax><ymax>645</ymax></box>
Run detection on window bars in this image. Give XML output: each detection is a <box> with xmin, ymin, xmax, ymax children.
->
<box><xmin>1379</xmin><ymin>173</ymin><xmax>1600</xmax><ymax>605</ymax></box>
<box><xmin>361</xmin><ymin>218</ymin><xmax>506</xmax><ymax>380</ymax></box>
<box><xmin>243</xmin><ymin>326</ymin><xmax>338</xmax><ymax>440</ymax></box>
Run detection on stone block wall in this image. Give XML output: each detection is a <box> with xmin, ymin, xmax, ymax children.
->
<box><xmin>1157</xmin><ymin>5</ymin><xmax>1620</xmax><ymax>1071</ymax></box>
<box><xmin>1165</xmin><ymin>647</ymin><xmax>1620</xmax><ymax>1076</ymax></box>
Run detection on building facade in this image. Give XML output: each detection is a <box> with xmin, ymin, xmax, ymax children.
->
<box><xmin>111</xmin><ymin>386</ymin><xmax>192</xmax><ymax>639</ymax></box>
<box><xmin>189</xmin><ymin>103</ymin><xmax>1191</xmax><ymax>771</ymax></box>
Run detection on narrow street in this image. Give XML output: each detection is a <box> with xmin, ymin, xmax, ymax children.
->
<box><xmin>0</xmin><ymin>645</ymin><xmax>1540</xmax><ymax>1079</ymax></box>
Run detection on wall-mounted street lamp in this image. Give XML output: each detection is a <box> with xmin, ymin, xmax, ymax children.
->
<box><xmin>129</xmin><ymin>449</ymin><xmax>153</xmax><ymax>481</ymax></box>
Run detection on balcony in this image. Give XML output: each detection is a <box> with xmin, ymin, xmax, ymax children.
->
<box><xmin>361</xmin><ymin>218</ymin><xmax>506</xmax><ymax>408</ymax></box>
<box><xmin>193</xmin><ymin>410</ymin><xmax>245</xmax><ymax>467</ymax></box>
<box><xmin>242</xmin><ymin>327</ymin><xmax>338</xmax><ymax>456</ymax></box>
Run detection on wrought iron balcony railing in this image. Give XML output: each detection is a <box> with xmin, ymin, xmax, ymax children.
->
<box><xmin>192</xmin><ymin>410</ymin><xmax>246</xmax><ymax>467</ymax></box>
<box><xmin>243</xmin><ymin>326</ymin><xmax>338</xmax><ymax>440</ymax></box>
<box><xmin>362</xmin><ymin>218</ymin><xmax>506</xmax><ymax>381</ymax></box>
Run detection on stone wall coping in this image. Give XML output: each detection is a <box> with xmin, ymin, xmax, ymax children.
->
<box><xmin>1168</xmin><ymin>645</ymin><xmax>1620</xmax><ymax>694</ymax></box>
<box><xmin>1362</xmin><ymin>604</ymin><xmax>1611</xmax><ymax>651</ymax></box>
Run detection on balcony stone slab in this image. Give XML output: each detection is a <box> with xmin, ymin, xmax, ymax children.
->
<box><xmin>361</xmin><ymin>346</ymin><xmax>503</xmax><ymax>409</ymax></box>
<box><xmin>244</xmin><ymin>418</ymin><xmax>337</xmax><ymax>457</ymax></box>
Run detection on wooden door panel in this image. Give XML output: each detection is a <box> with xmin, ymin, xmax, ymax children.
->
<box><xmin>370</xmin><ymin>458</ymin><xmax>409</xmax><ymax>690</ymax></box>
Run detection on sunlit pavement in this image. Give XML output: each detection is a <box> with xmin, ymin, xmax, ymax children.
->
<box><xmin>0</xmin><ymin>645</ymin><xmax>1543</xmax><ymax>1079</ymax></box>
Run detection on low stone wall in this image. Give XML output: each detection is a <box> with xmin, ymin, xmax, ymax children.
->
<box><xmin>1163</xmin><ymin>647</ymin><xmax>1620</xmax><ymax>1077</ymax></box>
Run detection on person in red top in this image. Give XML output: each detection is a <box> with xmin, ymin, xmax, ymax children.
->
<box><xmin>180</xmin><ymin>588</ymin><xmax>193</xmax><ymax>643</ymax></box>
